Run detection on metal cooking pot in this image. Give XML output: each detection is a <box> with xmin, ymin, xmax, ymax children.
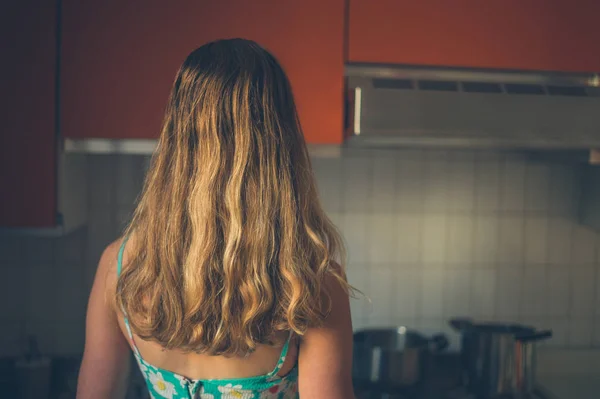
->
<box><xmin>450</xmin><ymin>318</ymin><xmax>552</xmax><ymax>398</ymax></box>
<box><xmin>352</xmin><ymin>327</ymin><xmax>449</xmax><ymax>390</ymax></box>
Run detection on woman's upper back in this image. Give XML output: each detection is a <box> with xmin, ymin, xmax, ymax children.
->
<box><xmin>116</xmin><ymin>238</ymin><xmax>299</xmax><ymax>398</ymax></box>
<box><xmin>79</xmin><ymin>233</ymin><xmax>354</xmax><ymax>399</ymax></box>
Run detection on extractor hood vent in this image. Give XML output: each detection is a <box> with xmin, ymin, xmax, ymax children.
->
<box><xmin>346</xmin><ymin>65</ymin><xmax>600</xmax><ymax>149</ymax></box>
<box><xmin>371</xmin><ymin>78</ymin><xmax>598</xmax><ymax>97</ymax></box>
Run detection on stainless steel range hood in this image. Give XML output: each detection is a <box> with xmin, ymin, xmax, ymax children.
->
<box><xmin>346</xmin><ymin>64</ymin><xmax>600</xmax><ymax>150</ymax></box>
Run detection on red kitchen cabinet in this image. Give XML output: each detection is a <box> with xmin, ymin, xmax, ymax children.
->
<box><xmin>0</xmin><ymin>1</ymin><xmax>57</xmax><ymax>227</ymax></box>
<box><xmin>61</xmin><ymin>1</ymin><xmax>345</xmax><ymax>144</ymax></box>
<box><xmin>348</xmin><ymin>0</ymin><xmax>600</xmax><ymax>73</ymax></box>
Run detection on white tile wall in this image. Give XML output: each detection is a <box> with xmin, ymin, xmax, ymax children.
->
<box><xmin>3</xmin><ymin>149</ymin><xmax>600</xmax><ymax>357</ymax></box>
<box><xmin>371</xmin><ymin>157</ymin><xmax>396</xmax><ymax>212</ymax></box>
<box><xmin>447</xmin><ymin>159</ymin><xmax>475</xmax><ymax>212</ymax></box>
<box><xmin>368</xmin><ymin>215</ymin><xmax>397</xmax><ymax>264</ymax></box>
<box><xmin>501</xmin><ymin>157</ymin><xmax>526</xmax><ymax>211</ymax></box>
<box><xmin>473</xmin><ymin>216</ymin><xmax>499</xmax><ymax>265</ymax></box>
<box><xmin>396</xmin><ymin>155</ymin><xmax>424</xmax><ymax>212</ymax></box>
<box><xmin>498</xmin><ymin>217</ymin><xmax>524</xmax><ymax>264</ymax></box>
<box><xmin>524</xmin><ymin>217</ymin><xmax>548</xmax><ymax>264</ymax></box>
<box><xmin>495</xmin><ymin>269</ymin><xmax>523</xmax><ymax>319</ymax></box>
<box><xmin>597</xmin><ymin>271</ymin><xmax>600</xmax><ymax>316</ymax></box>
<box><xmin>525</xmin><ymin>163</ymin><xmax>550</xmax><ymax>212</ymax></box>
<box><xmin>572</xmin><ymin>225</ymin><xmax>597</xmax><ymax>265</ymax></box>
<box><xmin>395</xmin><ymin>269</ymin><xmax>421</xmax><ymax>321</ymax></box>
<box><xmin>420</xmin><ymin>269</ymin><xmax>445</xmax><ymax>318</ymax></box>
<box><xmin>545</xmin><ymin>270</ymin><xmax>570</xmax><ymax>317</ymax></box>
<box><xmin>421</xmin><ymin>215</ymin><xmax>447</xmax><ymax>264</ymax></box>
<box><xmin>568</xmin><ymin>319</ymin><xmax>594</xmax><ymax>347</ymax></box>
<box><xmin>571</xmin><ymin>268</ymin><xmax>596</xmax><ymax>317</ymax></box>
<box><xmin>312</xmin><ymin>157</ymin><xmax>343</xmax><ymax>212</ymax></box>
<box><xmin>530</xmin><ymin>317</ymin><xmax>568</xmax><ymax>348</ymax></box>
<box><xmin>594</xmin><ymin>318</ymin><xmax>600</xmax><ymax>346</ymax></box>
<box><xmin>446</xmin><ymin>216</ymin><xmax>473</xmax><ymax>265</ymax></box>
<box><xmin>521</xmin><ymin>267</ymin><xmax>546</xmax><ymax>317</ymax></box>
<box><xmin>88</xmin><ymin>154</ymin><xmax>116</xmax><ymax>207</ymax></box>
<box><xmin>549</xmin><ymin>164</ymin><xmax>580</xmax><ymax>216</ymax></box>
<box><xmin>115</xmin><ymin>155</ymin><xmax>146</xmax><ymax>207</ymax></box>
<box><xmin>474</xmin><ymin>159</ymin><xmax>501</xmax><ymax>213</ymax></box>
<box><xmin>105</xmin><ymin>151</ymin><xmax>600</xmax><ymax>349</ymax></box>
<box><xmin>365</xmin><ymin>268</ymin><xmax>395</xmax><ymax>325</ymax></box>
<box><xmin>342</xmin><ymin>213</ymin><xmax>368</xmax><ymax>264</ymax></box>
<box><xmin>342</xmin><ymin>155</ymin><xmax>371</xmax><ymax>211</ymax></box>
<box><xmin>547</xmin><ymin>218</ymin><xmax>573</xmax><ymax>264</ymax></box>
<box><xmin>443</xmin><ymin>268</ymin><xmax>471</xmax><ymax>317</ymax></box>
<box><xmin>422</xmin><ymin>160</ymin><xmax>449</xmax><ymax>212</ymax></box>
<box><xmin>469</xmin><ymin>269</ymin><xmax>496</xmax><ymax>318</ymax></box>
<box><xmin>346</xmin><ymin>267</ymin><xmax>368</xmax><ymax>326</ymax></box>
<box><xmin>396</xmin><ymin>215</ymin><xmax>421</xmax><ymax>264</ymax></box>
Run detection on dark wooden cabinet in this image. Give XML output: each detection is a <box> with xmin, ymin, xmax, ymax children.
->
<box><xmin>61</xmin><ymin>0</ymin><xmax>346</xmax><ymax>144</ymax></box>
<box><xmin>0</xmin><ymin>1</ymin><xmax>57</xmax><ymax>227</ymax></box>
<box><xmin>348</xmin><ymin>0</ymin><xmax>600</xmax><ymax>72</ymax></box>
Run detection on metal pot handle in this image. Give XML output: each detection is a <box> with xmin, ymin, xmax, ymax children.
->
<box><xmin>429</xmin><ymin>334</ymin><xmax>449</xmax><ymax>353</ymax></box>
<box><xmin>515</xmin><ymin>330</ymin><xmax>553</xmax><ymax>342</ymax></box>
<box><xmin>449</xmin><ymin>318</ymin><xmax>474</xmax><ymax>332</ymax></box>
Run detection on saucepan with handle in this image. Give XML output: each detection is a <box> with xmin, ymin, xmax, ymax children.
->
<box><xmin>449</xmin><ymin>317</ymin><xmax>552</xmax><ymax>397</ymax></box>
<box><xmin>352</xmin><ymin>326</ymin><xmax>449</xmax><ymax>390</ymax></box>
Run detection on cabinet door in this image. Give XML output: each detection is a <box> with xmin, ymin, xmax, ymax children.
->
<box><xmin>0</xmin><ymin>1</ymin><xmax>57</xmax><ymax>227</ymax></box>
<box><xmin>349</xmin><ymin>0</ymin><xmax>600</xmax><ymax>72</ymax></box>
<box><xmin>62</xmin><ymin>1</ymin><xmax>345</xmax><ymax>144</ymax></box>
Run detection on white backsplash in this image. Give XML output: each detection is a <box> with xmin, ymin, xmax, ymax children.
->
<box><xmin>313</xmin><ymin>148</ymin><xmax>600</xmax><ymax>349</ymax></box>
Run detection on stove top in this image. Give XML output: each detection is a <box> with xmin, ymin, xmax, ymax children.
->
<box><xmin>355</xmin><ymin>385</ymin><xmax>552</xmax><ymax>399</ymax></box>
<box><xmin>353</xmin><ymin>353</ymin><xmax>552</xmax><ymax>399</ymax></box>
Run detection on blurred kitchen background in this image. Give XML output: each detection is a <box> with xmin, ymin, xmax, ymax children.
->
<box><xmin>4</xmin><ymin>149</ymin><xmax>600</xmax><ymax>397</ymax></box>
<box><xmin>3</xmin><ymin>1</ymin><xmax>600</xmax><ymax>398</ymax></box>
<box><xmin>4</xmin><ymin>148</ymin><xmax>600</xmax><ymax>351</ymax></box>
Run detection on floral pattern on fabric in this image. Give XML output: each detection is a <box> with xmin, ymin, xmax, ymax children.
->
<box><xmin>217</xmin><ymin>384</ymin><xmax>255</xmax><ymax>398</ymax></box>
<box><xmin>148</xmin><ymin>370</ymin><xmax>178</xmax><ymax>398</ymax></box>
<box><xmin>133</xmin><ymin>353</ymin><xmax>298</xmax><ymax>399</ymax></box>
<box><xmin>196</xmin><ymin>388</ymin><xmax>215</xmax><ymax>399</ymax></box>
<box><xmin>258</xmin><ymin>377</ymin><xmax>298</xmax><ymax>399</ymax></box>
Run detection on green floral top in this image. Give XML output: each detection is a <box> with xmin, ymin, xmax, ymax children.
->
<box><xmin>118</xmin><ymin>240</ymin><xmax>299</xmax><ymax>399</ymax></box>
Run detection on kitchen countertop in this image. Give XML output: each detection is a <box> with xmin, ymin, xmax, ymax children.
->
<box><xmin>538</xmin><ymin>374</ymin><xmax>600</xmax><ymax>399</ymax></box>
<box><xmin>535</xmin><ymin>348</ymin><xmax>600</xmax><ymax>399</ymax></box>
<box><xmin>355</xmin><ymin>349</ymin><xmax>600</xmax><ymax>399</ymax></box>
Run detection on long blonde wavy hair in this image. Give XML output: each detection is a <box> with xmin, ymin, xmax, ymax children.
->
<box><xmin>116</xmin><ymin>39</ymin><xmax>347</xmax><ymax>356</ymax></box>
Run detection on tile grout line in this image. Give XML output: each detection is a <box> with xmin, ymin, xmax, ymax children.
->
<box><xmin>414</xmin><ymin>150</ymin><xmax>425</xmax><ymax>324</ymax></box>
<box><xmin>468</xmin><ymin>155</ymin><xmax>479</xmax><ymax>318</ymax></box>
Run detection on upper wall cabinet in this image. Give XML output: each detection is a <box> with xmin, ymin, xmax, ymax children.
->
<box><xmin>62</xmin><ymin>1</ymin><xmax>345</xmax><ymax>144</ymax></box>
<box><xmin>348</xmin><ymin>0</ymin><xmax>600</xmax><ymax>72</ymax></box>
<box><xmin>0</xmin><ymin>1</ymin><xmax>57</xmax><ymax>228</ymax></box>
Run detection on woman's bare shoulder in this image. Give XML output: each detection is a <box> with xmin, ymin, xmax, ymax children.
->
<box><xmin>95</xmin><ymin>238</ymin><xmax>127</xmax><ymax>301</ymax></box>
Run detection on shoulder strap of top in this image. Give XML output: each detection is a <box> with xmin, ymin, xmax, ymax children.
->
<box><xmin>117</xmin><ymin>236</ymin><xmax>129</xmax><ymax>277</ymax></box>
<box><xmin>116</xmin><ymin>237</ymin><xmax>141</xmax><ymax>357</ymax></box>
<box><xmin>266</xmin><ymin>331</ymin><xmax>294</xmax><ymax>379</ymax></box>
